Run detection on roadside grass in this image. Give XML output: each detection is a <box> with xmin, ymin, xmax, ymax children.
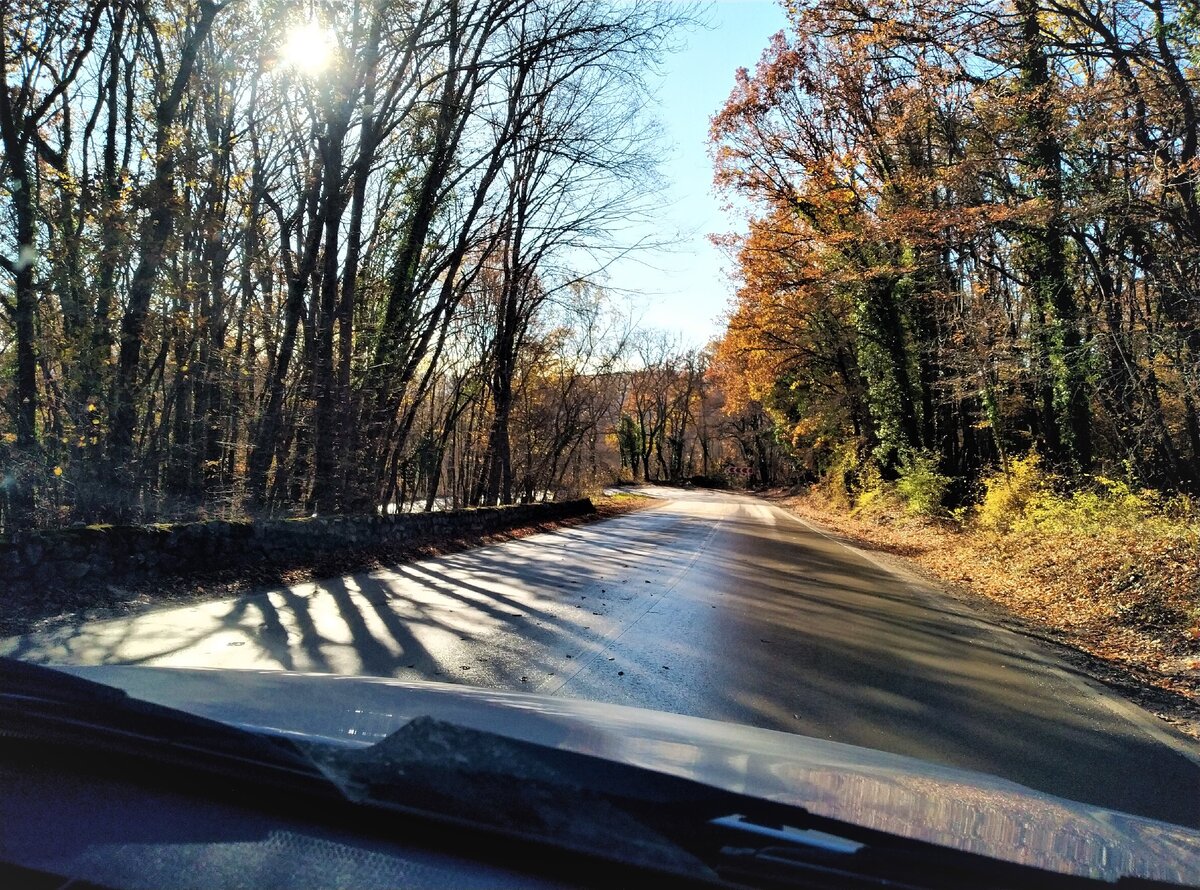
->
<box><xmin>768</xmin><ymin>478</ymin><xmax>1200</xmax><ymax>736</ymax></box>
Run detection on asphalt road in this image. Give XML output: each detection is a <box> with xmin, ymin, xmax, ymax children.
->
<box><xmin>4</xmin><ymin>487</ymin><xmax>1199</xmax><ymax>826</ymax></box>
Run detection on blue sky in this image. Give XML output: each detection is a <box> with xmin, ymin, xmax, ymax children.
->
<box><xmin>600</xmin><ymin>0</ymin><xmax>789</xmax><ymax>347</ymax></box>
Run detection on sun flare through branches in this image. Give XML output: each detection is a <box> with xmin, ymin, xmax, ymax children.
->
<box><xmin>279</xmin><ymin>20</ymin><xmax>336</xmax><ymax>75</ymax></box>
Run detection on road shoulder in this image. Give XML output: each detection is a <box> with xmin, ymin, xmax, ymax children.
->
<box><xmin>760</xmin><ymin>489</ymin><xmax>1200</xmax><ymax>748</ymax></box>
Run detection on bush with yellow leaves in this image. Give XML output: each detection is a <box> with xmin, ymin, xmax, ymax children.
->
<box><xmin>895</xmin><ymin>451</ymin><xmax>950</xmax><ymax>518</ymax></box>
<box><xmin>979</xmin><ymin>453</ymin><xmax>1195</xmax><ymax>538</ymax></box>
<box><xmin>978</xmin><ymin>453</ymin><xmax>1055</xmax><ymax>532</ymax></box>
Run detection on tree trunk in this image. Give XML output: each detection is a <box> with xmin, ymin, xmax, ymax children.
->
<box><xmin>1017</xmin><ymin>0</ymin><xmax>1090</xmax><ymax>470</ymax></box>
<box><xmin>109</xmin><ymin>1</ymin><xmax>222</xmax><ymax>491</ymax></box>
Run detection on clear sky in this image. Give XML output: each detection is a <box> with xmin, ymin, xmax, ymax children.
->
<box><xmin>599</xmin><ymin>0</ymin><xmax>789</xmax><ymax>348</ymax></box>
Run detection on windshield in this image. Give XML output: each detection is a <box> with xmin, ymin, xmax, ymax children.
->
<box><xmin>2</xmin><ymin>0</ymin><xmax>1200</xmax><ymax>886</ymax></box>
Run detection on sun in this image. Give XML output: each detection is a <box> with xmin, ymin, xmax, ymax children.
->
<box><xmin>279</xmin><ymin>21</ymin><xmax>336</xmax><ymax>75</ymax></box>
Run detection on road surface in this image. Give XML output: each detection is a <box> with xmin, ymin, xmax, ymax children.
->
<box><xmin>4</xmin><ymin>487</ymin><xmax>1199</xmax><ymax>826</ymax></box>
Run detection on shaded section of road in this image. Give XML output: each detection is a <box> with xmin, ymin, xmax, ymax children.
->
<box><xmin>553</xmin><ymin>497</ymin><xmax>1200</xmax><ymax>827</ymax></box>
<box><xmin>3</xmin><ymin>488</ymin><xmax>1198</xmax><ymax>827</ymax></box>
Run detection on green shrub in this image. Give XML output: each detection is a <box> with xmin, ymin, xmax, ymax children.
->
<box><xmin>848</xmin><ymin>462</ymin><xmax>897</xmax><ymax>517</ymax></box>
<box><xmin>1020</xmin><ymin>475</ymin><xmax>1183</xmax><ymax>536</ymax></box>
<box><xmin>823</xmin><ymin>442</ymin><xmax>866</xmax><ymax>508</ymax></box>
<box><xmin>895</xmin><ymin>451</ymin><xmax>950</xmax><ymax>517</ymax></box>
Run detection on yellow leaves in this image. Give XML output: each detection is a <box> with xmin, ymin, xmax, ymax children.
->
<box><xmin>977</xmin><ymin>453</ymin><xmax>1053</xmax><ymax>531</ymax></box>
<box><xmin>2</xmin><ymin>432</ymin><xmax>15</xmax><ymax>444</ymax></box>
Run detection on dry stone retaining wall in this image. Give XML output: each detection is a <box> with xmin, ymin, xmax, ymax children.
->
<box><xmin>0</xmin><ymin>500</ymin><xmax>595</xmax><ymax>591</ymax></box>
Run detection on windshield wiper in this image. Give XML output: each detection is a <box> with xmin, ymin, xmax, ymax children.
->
<box><xmin>1</xmin><ymin>660</ymin><xmax>1184</xmax><ymax>889</ymax></box>
<box><xmin>705</xmin><ymin>812</ymin><xmax>1188</xmax><ymax>890</ymax></box>
<box><xmin>0</xmin><ymin>657</ymin><xmax>330</xmax><ymax>795</ymax></box>
<box><xmin>301</xmin><ymin>715</ymin><xmax>1180</xmax><ymax>890</ymax></box>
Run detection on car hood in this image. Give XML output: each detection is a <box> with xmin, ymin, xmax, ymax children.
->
<box><xmin>57</xmin><ymin>664</ymin><xmax>1200</xmax><ymax>886</ymax></box>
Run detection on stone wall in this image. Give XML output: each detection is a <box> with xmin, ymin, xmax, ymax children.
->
<box><xmin>0</xmin><ymin>500</ymin><xmax>595</xmax><ymax>591</ymax></box>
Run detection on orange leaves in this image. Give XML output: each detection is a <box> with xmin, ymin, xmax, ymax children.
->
<box><xmin>710</xmin><ymin>196</ymin><xmax>863</xmax><ymax>462</ymax></box>
<box><xmin>708</xmin><ymin>341</ymin><xmax>755</xmax><ymax>417</ymax></box>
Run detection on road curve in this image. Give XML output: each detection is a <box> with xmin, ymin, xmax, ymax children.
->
<box><xmin>4</xmin><ymin>486</ymin><xmax>1199</xmax><ymax>826</ymax></box>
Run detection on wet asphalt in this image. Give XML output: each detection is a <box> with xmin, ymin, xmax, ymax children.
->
<box><xmin>3</xmin><ymin>486</ymin><xmax>1199</xmax><ymax>826</ymax></box>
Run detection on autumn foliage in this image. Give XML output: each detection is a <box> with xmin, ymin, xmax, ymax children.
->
<box><xmin>711</xmin><ymin>0</ymin><xmax>1200</xmax><ymax>500</ymax></box>
<box><xmin>714</xmin><ymin>0</ymin><xmax>1200</xmax><ymax>703</ymax></box>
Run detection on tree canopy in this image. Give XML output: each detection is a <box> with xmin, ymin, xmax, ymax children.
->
<box><xmin>711</xmin><ymin>0</ymin><xmax>1200</xmax><ymax>498</ymax></box>
<box><xmin>0</xmin><ymin>0</ymin><xmax>716</xmax><ymax>527</ymax></box>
